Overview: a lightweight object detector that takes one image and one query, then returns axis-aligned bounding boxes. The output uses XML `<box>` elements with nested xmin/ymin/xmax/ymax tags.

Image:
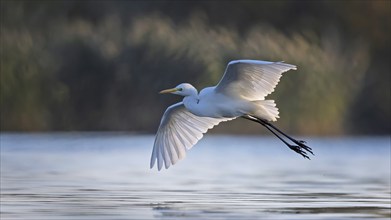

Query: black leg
<box><xmin>243</xmin><ymin>116</ymin><xmax>292</xmax><ymax>146</ymax></box>
<box><xmin>257</xmin><ymin>118</ymin><xmax>314</xmax><ymax>156</ymax></box>
<box><xmin>242</xmin><ymin>115</ymin><xmax>313</xmax><ymax>159</ymax></box>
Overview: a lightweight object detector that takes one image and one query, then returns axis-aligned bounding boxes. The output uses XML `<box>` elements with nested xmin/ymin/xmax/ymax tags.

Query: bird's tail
<box><xmin>250</xmin><ymin>100</ymin><xmax>279</xmax><ymax>122</ymax></box>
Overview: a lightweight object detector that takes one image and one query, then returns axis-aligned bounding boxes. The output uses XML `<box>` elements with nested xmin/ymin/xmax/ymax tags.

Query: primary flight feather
<box><xmin>151</xmin><ymin>60</ymin><xmax>313</xmax><ymax>170</ymax></box>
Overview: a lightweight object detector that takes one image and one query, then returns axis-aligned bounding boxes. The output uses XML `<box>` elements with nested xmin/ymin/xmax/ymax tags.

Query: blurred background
<box><xmin>1</xmin><ymin>0</ymin><xmax>390</xmax><ymax>135</ymax></box>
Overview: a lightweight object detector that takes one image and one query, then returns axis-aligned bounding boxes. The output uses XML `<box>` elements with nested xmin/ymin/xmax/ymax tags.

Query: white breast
<box><xmin>184</xmin><ymin>87</ymin><xmax>248</xmax><ymax>118</ymax></box>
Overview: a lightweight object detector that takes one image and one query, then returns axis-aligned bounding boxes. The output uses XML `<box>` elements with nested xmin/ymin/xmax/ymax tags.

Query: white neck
<box><xmin>183</xmin><ymin>91</ymin><xmax>199</xmax><ymax>111</ymax></box>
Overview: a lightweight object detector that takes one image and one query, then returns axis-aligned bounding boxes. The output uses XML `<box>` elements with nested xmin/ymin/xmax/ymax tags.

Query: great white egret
<box><xmin>151</xmin><ymin>60</ymin><xmax>313</xmax><ymax>170</ymax></box>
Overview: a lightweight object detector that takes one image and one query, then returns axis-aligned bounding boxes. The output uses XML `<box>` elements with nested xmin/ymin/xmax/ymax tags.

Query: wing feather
<box><xmin>151</xmin><ymin>102</ymin><xmax>231</xmax><ymax>170</ymax></box>
<box><xmin>215</xmin><ymin>60</ymin><xmax>297</xmax><ymax>100</ymax></box>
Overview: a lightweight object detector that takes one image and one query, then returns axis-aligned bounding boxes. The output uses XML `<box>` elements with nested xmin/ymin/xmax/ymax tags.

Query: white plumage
<box><xmin>151</xmin><ymin>60</ymin><xmax>298</xmax><ymax>170</ymax></box>
<box><xmin>215</xmin><ymin>60</ymin><xmax>296</xmax><ymax>100</ymax></box>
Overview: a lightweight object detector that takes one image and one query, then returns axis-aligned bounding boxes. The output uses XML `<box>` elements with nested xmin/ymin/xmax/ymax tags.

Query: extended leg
<box><xmin>242</xmin><ymin>115</ymin><xmax>313</xmax><ymax>159</ymax></box>
<box><xmin>257</xmin><ymin>118</ymin><xmax>314</xmax><ymax>156</ymax></box>
<box><xmin>242</xmin><ymin>116</ymin><xmax>291</xmax><ymax>146</ymax></box>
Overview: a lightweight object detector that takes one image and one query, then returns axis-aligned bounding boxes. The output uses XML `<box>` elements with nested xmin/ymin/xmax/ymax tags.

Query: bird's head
<box><xmin>159</xmin><ymin>83</ymin><xmax>197</xmax><ymax>97</ymax></box>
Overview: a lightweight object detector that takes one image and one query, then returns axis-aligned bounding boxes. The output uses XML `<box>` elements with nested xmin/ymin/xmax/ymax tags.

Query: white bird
<box><xmin>151</xmin><ymin>60</ymin><xmax>313</xmax><ymax>170</ymax></box>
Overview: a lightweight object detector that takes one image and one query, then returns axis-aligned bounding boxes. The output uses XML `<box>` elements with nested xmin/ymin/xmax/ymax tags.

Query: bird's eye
<box><xmin>177</xmin><ymin>88</ymin><xmax>183</xmax><ymax>91</ymax></box>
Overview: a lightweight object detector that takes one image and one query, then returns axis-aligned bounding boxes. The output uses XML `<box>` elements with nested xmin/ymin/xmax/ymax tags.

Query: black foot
<box><xmin>294</xmin><ymin>140</ymin><xmax>314</xmax><ymax>156</ymax></box>
<box><xmin>289</xmin><ymin>143</ymin><xmax>313</xmax><ymax>160</ymax></box>
<box><xmin>242</xmin><ymin>116</ymin><xmax>315</xmax><ymax>159</ymax></box>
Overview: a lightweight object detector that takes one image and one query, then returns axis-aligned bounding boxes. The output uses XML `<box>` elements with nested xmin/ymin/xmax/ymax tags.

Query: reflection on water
<box><xmin>1</xmin><ymin>134</ymin><xmax>390</xmax><ymax>220</ymax></box>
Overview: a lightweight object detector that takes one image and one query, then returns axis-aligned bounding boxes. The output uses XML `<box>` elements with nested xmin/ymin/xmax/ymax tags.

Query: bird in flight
<box><xmin>151</xmin><ymin>60</ymin><xmax>313</xmax><ymax>170</ymax></box>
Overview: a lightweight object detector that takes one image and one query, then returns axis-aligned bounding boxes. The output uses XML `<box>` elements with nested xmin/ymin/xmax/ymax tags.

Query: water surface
<box><xmin>1</xmin><ymin>133</ymin><xmax>390</xmax><ymax>219</ymax></box>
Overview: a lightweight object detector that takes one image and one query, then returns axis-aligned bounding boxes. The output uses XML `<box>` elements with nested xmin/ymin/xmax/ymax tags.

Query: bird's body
<box><xmin>183</xmin><ymin>86</ymin><xmax>251</xmax><ymax>118</ymax></box>
<box><xmin>151</xmin><ymin>60</ymin><xmax>313</xmax><ymax>170</ymax></box>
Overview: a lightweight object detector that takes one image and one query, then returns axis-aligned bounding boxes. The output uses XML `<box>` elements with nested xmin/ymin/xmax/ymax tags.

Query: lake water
<box><xmin>0</xmin><ymin>133</ymin><xmax>390</xmax><ymax>220</ymax></box>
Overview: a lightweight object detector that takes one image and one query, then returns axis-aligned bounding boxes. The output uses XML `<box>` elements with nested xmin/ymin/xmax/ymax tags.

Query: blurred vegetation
<box><xmin>0</xmin><ymin>0</ymin><xmax>390</xmax><ymax>135</ymax></box>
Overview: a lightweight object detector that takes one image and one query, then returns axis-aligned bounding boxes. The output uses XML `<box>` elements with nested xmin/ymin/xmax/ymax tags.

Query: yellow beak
<box><xmin>159</xmin><ymin>88</ymin><xmax>179</xmax><ymax>94</ymax></box>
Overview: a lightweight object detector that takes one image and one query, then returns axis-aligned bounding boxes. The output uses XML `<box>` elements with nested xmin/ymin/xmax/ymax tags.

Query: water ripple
<box><xmin>1</xmin><ymin>134</ymin><xmax>390</xmax><ymax>220</ymax></box>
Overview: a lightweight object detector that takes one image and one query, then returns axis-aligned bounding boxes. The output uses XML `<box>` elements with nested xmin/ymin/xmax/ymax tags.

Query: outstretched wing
<box><xmin>151</xmin><ymin>102</ymin><xmax>232</xmax><ymax>170</ymax></box>
<box><xmin>215</xmin><ymin>60</ymin><xmax>297</xmax><ymax>100</ymax></box>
